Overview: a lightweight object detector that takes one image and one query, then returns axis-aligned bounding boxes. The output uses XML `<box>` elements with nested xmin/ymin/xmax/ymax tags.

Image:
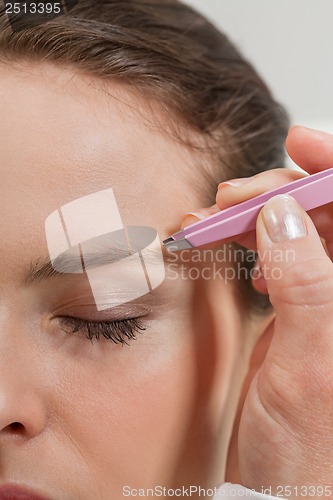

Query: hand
<box><xmin>182</xmin><ymin>126</ymin><xmax>333</xmax><ymax>498</ymax></box>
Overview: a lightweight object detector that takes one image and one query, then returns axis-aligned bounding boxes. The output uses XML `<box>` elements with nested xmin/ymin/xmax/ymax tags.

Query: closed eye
<box><xmin>58</xmin><ymin>316</ymin><xmax>147</xmax><ymax>345</ymax></box>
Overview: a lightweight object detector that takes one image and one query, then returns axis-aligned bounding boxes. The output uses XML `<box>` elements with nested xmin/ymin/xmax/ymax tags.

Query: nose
<box><xmin>0</xmin><ymin>323</ymin><xmax>46</xmax><ymax>440</ymax></box>
<box><xmin>0</xmin><ymin>390</ymin><xmax>46</xmax><ymax>439</ymax></box>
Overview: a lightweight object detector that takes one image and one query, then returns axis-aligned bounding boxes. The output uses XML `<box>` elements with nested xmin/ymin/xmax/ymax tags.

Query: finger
<box><xmin>216</xmin><ymin>168</ymin><xmax>306</xmax><ymax>210</ymax></box>
<box><xmin>180</xmin><ymin>169</ymin><xmax>306</xmax><ymax>251</ymax></box>
<box><xmin>286</xmin><ymin>126</ymin><xmax>333</xmax><ymax>258</ymax></box>
<box><xmin>286</xmin><ymin>126</ymin><xmax>333</xmax><ymax>173</ymax></box>
<box><xmin>252</xmin><ymin>257</ymin><xmax>268</xmax><ymax>295</ymax></box>
<box><xmin>256</xmin><ymin>194</ymin><xmax>333</xmax><ymax>365</ymax></box>
<box><xmin>181</xmin><ymin>207</ymin><xmax>257</xmax><ymax>250</ymax></box>
<box><xmin>180</xmin><ymin>204</ymin><xmax>220</xmax><ymax>229</ymax></box>
<box><xmin>180</xmin><ymin>163</ymin><xmax>332</xmax><ymax>256</ymax></box>
<box><xmin>307</xmin><ymin>205</ymin><xmax>333</xmax><ymax>259</ymax></box>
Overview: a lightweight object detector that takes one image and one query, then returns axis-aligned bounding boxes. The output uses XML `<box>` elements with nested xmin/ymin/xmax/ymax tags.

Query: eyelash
<box><xmin>59</xmin><ymin>316</ymin><xmax>147</xmax><ymax>345</ymax></box>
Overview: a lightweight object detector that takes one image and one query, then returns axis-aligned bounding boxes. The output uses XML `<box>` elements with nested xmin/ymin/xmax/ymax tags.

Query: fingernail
<box><xmin>181</xmin><ymin>211</ymin><xmax>205</xmax><ymax>228</ymax></box>
<box><xmin>182</xmin><ymin>206</ymin><xmax>219</xmax><ymax>228</ymax></box>
<box><xmin>218</xmin><ymin>177</ymin><xmax>251</xmax><ymax>188</ymax></box>
<box><xmin>184</xmin><ymin>211</ymin><xmax>205</xmax><ymax>220</ymax></box>
<box><xmin>184</xmin><ymin>204</ymin><xmax>219</xmax><ymax>220</ymax></box>
<box><xmin>262</xmin><ymin>194</ymin><xmax>307</xmax><ymax>243</ymax></box>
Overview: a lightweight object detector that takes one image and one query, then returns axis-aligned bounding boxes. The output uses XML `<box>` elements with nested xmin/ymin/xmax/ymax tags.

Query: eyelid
<box><xmin>51</xmin><ymin>302</ymin><xmax>152</xmax><ymax>323</ymax></box>
<box><xmin>58</xmin><ymin>315</ymin><xmax>147</xmax><ymax>345</ymax></box>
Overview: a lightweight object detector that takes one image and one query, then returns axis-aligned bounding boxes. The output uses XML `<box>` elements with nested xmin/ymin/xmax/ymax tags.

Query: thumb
<box><xmin>256</xmin><ymin>194</ymin><xmax>333</xmax><ymax>351</ymax></box>
<box><xmin>239</xmin><ymin>194</ymin><xmax>333</xmax><ymax>491</ymax></box>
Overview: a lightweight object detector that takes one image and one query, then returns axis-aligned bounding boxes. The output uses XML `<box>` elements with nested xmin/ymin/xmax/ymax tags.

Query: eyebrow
<box><xmin>24</xmin><ymin>245</ymin><xmax>173</xmax><ymax>286</ymax></box>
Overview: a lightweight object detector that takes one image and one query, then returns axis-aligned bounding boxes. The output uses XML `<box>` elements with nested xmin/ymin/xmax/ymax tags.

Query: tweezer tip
<box><xmin>162</xmin><ymin>237</ymin><xmax>193</xmax><ymax>252</ymax></box>
<box><xmin>162</xmin><ymin>237</ymin><xmax>175</xmax><ymax>245</ymax></box>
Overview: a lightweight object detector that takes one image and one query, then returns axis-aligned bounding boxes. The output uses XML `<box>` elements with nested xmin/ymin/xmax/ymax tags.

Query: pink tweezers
<box><xmin>163</xmin><ymin>168</ymin><xmax>333</xmax><ymax>251</ymax></box>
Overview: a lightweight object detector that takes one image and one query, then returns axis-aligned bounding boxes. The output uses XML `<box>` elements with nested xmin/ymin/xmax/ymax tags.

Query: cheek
<box><xmin>47</xmin><ymin>322</ymin><xmax>197</xmax><ymax>490</ymax></box>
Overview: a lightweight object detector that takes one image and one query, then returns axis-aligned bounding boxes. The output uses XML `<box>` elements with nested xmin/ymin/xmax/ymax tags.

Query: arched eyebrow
<box><xmin>24</xmin><ymin>245</ymin><xmax>173</xmax><ymax>286</ymax></box>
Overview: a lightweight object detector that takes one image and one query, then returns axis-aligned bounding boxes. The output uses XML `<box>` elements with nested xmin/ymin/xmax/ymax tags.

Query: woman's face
<box><xmin>0</xmin><ymin>62</ymin><xmax>242</xmax><ymax>499</ymax></box>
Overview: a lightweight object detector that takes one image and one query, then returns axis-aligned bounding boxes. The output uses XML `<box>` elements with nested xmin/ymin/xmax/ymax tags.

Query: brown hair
<box><xmin>0</xmin><ymin>0</ymin><xmax>289</xmax><ymax>314</ymax></box>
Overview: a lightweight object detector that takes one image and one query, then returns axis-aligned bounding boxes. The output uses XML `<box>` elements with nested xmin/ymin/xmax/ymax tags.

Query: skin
<box><xmin>187</xmin><ymin>127</ymin><xmax>333</xmax><ymax>496</ymax></box>
<box><xmin>1</xmin><ymin>60</ymin><xmax>333</xmax><ymax>500</ymax></box>
<box><xmin>0</xmin><ymin>61</ymin><xmax>258</xmax><ymax>499</ymax></box>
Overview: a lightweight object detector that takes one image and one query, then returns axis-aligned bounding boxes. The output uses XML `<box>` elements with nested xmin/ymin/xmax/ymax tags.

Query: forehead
<box><xmin>0</xmin><ymin>62</ymin><xmax>198</xmax><ymax>275</ymax></box>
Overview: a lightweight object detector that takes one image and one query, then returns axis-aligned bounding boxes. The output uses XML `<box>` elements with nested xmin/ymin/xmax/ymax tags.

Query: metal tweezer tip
<box><xmin>162</xmin><ymin>237</ymin><xmax>193</xmax><ymax>252</ymax></box>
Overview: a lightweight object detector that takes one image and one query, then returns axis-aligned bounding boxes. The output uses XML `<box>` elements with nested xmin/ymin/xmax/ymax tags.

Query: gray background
<box><xmin>184</xmin><ymin>0</ymin><xmax>333</xmax><ymax>138</ymax></box>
